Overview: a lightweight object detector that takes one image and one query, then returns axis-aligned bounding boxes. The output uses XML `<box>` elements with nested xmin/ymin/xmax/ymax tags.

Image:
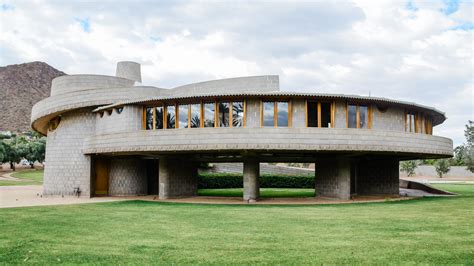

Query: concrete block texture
<box><xmin>116</xmin><ymin>61</ymin><xmax>142</xmax><ymax>83</ymax></box>
<box><xmin>171</xmin><ymin>75</ymin><xmax>279</xmax><ymax>97</ymax></box>
<box><xmin>356</xmin><ymin>158</ymin><xmax>399</xmax><ymax>195</ymax></box>
<box><xmin>315</xmin><ymin>158</ymin><xmax>351</xmax><ymax>200</ymax></box>
<box><xmin>243</xmin><ymin>161</ymin><xmax>260</xmax><ymax>201</ymax></box>
<box><xmin>159</xmin><ymin>157</ymin><xmax>198</xmax><ymax>199</ymax></box>
<box><xmin>43</xmin><ymin>109</ymin><xmax>96</xmax><ymax>197</ymax></box>
<box><xmin>95</xmin><ymin>105</ymin><xmax>142</xmax><ymax>134</ymax></box>
<box><xmin>83</xmin><ymin>127</ymin><xmax>453</xmax><ymax>158</ymax></box>
<box><xmin>109</xmin><ymin>158</ymin><xmax>147</xmax><ymax>196</ymax></box>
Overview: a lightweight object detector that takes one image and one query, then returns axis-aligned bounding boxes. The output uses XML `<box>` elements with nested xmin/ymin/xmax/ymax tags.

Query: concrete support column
<box><xmin>159</xmin><ymin>157</ymin><xmax>198</xmax><ymax>199</ymax></box>
<box><xmin>315</xmin><ymin>158</ymin><xmax>351</xmax><ymax>200</ymax></box>
<box><xmin>243</xmin><ymin>161</ymin><xmax>260</xmax><ymax>202</ymax></box>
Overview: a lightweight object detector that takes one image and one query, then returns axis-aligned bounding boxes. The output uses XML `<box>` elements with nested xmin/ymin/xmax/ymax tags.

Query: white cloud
<box><xmin>0</xmin><ymin>0</ymin><xmax>472</xmax><ymax>146</ymax></box>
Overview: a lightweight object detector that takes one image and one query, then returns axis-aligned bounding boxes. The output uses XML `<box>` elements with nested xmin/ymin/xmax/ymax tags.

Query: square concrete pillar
<box><xmin>243</xmin><ymin>161</ymin><xmax>260</xmax><ymax>201</ymax></box>
<box><xmin>315</xmin><ymin>158</ymin><xmax>351</xmax><ymax>200</ymax></box>
<box><xmin>159</xmin><ymin>157</ymin><xmax>198</xmax><ymax>199</ymax></box>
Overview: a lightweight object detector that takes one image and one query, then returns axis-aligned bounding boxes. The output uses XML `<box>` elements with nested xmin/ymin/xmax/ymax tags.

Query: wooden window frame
<box><xmin>261</xmin><ymin>100</ymin><xmax>291</xmax><ymax>127</ymax></box>
<box><xmin>306</xmin><ymin>100</ymin><xmax>335</xmax><ymax>128</ymax></box>
<box><xmin>346</xmin><ymin>103</ymin><xmax>371</xmax><ymax>129</ymax></box>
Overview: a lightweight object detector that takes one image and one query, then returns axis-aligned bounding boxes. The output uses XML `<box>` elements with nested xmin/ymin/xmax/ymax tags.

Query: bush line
<box><xmin>198</xmin><ymin>173</ymin><xmax>315</xmax><ymax>189</ymax></box>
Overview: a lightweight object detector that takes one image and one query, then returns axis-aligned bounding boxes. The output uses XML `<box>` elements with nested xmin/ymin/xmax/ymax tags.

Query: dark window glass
<box><xmin>263</xmin><ymin>102</ymin><xmax>274</xmax><ymax>127</ymax></box>
<box><xmin>116</xmin><ymin>107</ymin><xmax>123</xmax><ymax>114</ymax></box>
<box><xmin>166</xmin><ymin>105</ymin><xmax>176</xmax><ymax>129</ymax></box>
<box><xmin>218</xmin><ymin>102</ymin><xmax>230</xmax><ymax>127</ymax></box>
<box><xmin>155</xmin><ymin>107</ymin><xmax>164</xmax><ymax>129</ymax></box>
<box><xmin>145</xmin><ymin>107</ymin><xmax>153</xmax><ymax>130</ymax></box>
<box><xmin>178</xmin><ymin>104</ymin><xmax>189</xmax><ymax>128</ymax></box>
<box><xmin>204</xmin><ymin>103</ymin><xmax>215</xmax><ymax>127</ymax></box>
<box><xmin>321</xmin><ymin>102</ymin><xmax>331</xmax><ymax>128</ymax></box>
<box><xmin>232</xmin><ymin>101</ymin><xmax>244</xmax><ymax>127</ymax></box>
<box><xmin>348</xmin><ymin>105</ymin><xmax>357</xmax><ymax>128</ymax></box>
<box><xmin>307</xmin><ymin>101</ymin><xmax>318</xmax><ymax>127</ymax></box>
<box><xmin>277</xmin><ymin>102</ymin><xmax>288</xmax><ymax>127</ymax></box>
<box><xmin>359</xmin><ymin>105</ymin><xmax>368</xmax><ymax>129</ymax></box>
<box><xmin>190</xmin><ymin>104</ymin><xmax>200</xmax><ymax>128</ymax></box>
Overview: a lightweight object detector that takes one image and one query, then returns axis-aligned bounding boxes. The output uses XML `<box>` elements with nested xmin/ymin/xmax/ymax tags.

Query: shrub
<box><xmin>435</xmin><ymin>159</ymin><xmax>451</xmax><ymax>178</ymax></box>
<box><xmin>197</xmin><ymin>173</ymin><xmax>314</xmax><ymax>189</ymax></box>
<box><xmin>400</xmin><ymin>160</ymin><xmax>417</xmax><ymax>177</ymax></box>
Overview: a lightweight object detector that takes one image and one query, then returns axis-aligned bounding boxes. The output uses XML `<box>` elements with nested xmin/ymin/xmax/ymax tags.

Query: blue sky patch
<box><xmin>441</xmin><ymin>0</ymin><xmax>460</xmax><ymax>15</ymax></box>
<box><xmin>1</xmin><ymin>3</ymin><xmax>14</xmax><ymax>11</ymax></box>
<box><xmin>406</xmin><ymin>1</ymin><xmax>418</xmax><ymax>11</ymax></box>
<box><xmin>75</xmin><ymin>17</ymin><xmax>91</xmax><ymax>33</ymax></box>
<box><xmin>451</xmin><ymin>22</ymin><xmax>474</xmax><ymax>30</ymax></box>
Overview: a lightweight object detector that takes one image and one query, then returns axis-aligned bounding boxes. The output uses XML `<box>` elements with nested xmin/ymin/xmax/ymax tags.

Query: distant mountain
<box><xmin>0</xmin><ymin>62</ymin><xmax>66</xmax><ymax>132</ymax></box>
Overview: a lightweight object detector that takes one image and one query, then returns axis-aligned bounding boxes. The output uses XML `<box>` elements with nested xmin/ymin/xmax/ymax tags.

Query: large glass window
<box><xmin>155</xmin><ymin>107</ymin><xmax>164</xmax><ymax>129</ymax></box>
<box><xmin>307</xmin><ymin>101</ymin><xmax>332</xmax><ymax>128</ymax></box>
<box><xmin>178</xmin><ymin>105</ymin><xmax>189</xmax><ymax>128</ymax></box>
<box><xmin>263</xmin><ymin>102</ymin><xmax>275</xmax><ymax>127</ymax></box>
<box><xmin>307</xmin><ymin>101</ymin><xmax>318</xmax><ymax>127</ymax></box>
<box><xmin>348</xmin><ymin>104</ymin><xmax>357</xmax><ymax>128</ymax></box>
<box><xmin>203</xmin><ymin>102</ymin><xmax>215</xmax><ymax>127</ymax></box>
<box><xmin>218</xmin><ymin>102</ymin><xmax>230</xmax><ymax>127</ymax></box>
<box><xmin>190</xmin><ymin>104</ymin><xmax>201</xmax><ymax>128</ymax></box>
<box><xmin>145</xmin><ymin>107</ymin><xmax>153</xmax><ymax>130</ymax></box>
<box><xmin>321</xmin><ymin>102</ymin><xmax>331</xmax><ymax>128</ymax></box>
<box><xmin>232</xmin><ymin>101</ymin><xmax>244</xmax><ymax>127</ymax></box>
<box><xmin>359</xmin><ymin>105</ymin><xmax>368</xmax><ymax>129</ymax></box>
<box><xmin>277</xmin><ymin>102</ymin><xmax>289</xmax><ymax>127</ymax></box>
<box><xmin>166</xmin><ymin>105</ymin><xmax>176</xmax><ymax>129</ymax></box>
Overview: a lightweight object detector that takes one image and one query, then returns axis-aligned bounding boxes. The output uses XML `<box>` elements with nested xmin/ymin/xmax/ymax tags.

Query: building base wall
<box><xmin>315</xmin><ymin>158</ymin><xmax>351</xmax><ymax>200</ymax></box>
<box><xmin>356</xmin><ymin>158</ymin><xmax>399</xmax><ymax>196</ymax></box>
<box><xmin>109</xmin><ymin>158</ymin><xmax>147</xmax><ymax>196</ymax></box>
<box><xmin>159</xmin><ymin>157</ymin><xmax>198</xmax><ymax>199</ymax></box>
<box><xmin>43</xmin><ymin>110</ymin><xmax>95</xmax><ymax>197</ymax></box>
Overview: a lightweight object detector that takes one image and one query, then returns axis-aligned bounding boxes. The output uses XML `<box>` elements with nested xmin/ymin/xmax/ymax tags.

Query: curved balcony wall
<box><xmin>51</xmin><ymin>75</ymin><xmax>135</xmax><ymax>96</ymax></box>
<box><xmin>83</xmin><ymin>128</ymin><xmax>453</xmax><ymax>158</ymax></box>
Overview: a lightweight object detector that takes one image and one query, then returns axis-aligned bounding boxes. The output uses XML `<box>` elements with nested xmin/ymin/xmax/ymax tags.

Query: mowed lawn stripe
<box><xmin>0</xmin><ymin>184</ymin><xmax>473</xmax><ymax>264</ymax></box>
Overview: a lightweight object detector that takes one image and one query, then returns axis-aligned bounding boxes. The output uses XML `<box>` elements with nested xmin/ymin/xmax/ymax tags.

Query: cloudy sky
<box><xmin>1</xmin><ymin>0</ymin><xmax>472</xmax><ymax>145</ymax></box>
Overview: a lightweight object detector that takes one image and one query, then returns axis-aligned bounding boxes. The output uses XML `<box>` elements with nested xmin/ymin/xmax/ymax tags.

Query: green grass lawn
<box><xmin>0</xmin><ymin>184</ymin><xmax>473</xmax><ymax>264</ymax></box>
<box><xmin>198</xmin><ymin>188</ymin><xmax>315</xmax><ymax>198</ymax></box>
<box><xmin>0</xmin><ymin>169</ymin><xmax>44</xmax><ymax>186</ymax></box>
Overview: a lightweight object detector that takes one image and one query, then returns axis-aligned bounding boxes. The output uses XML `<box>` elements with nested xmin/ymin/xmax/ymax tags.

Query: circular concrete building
<box><xmin>31</xmin><ymin>62</ymin><xmax>452</xmax><ymax>200</ymax></box>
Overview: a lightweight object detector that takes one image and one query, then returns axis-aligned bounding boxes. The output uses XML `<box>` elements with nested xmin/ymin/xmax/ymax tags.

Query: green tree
<box><xmin>400</xmin><ymin>160</ymin><xmax>417</xmax><ymax>177</ymax></box>
<box><xmin>435</xmin><ymin>159</ymin><xmax>451</xmax><ymax>178</ymax></box>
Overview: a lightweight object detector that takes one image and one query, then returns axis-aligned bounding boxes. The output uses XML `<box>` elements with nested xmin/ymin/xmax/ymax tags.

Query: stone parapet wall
<box><xmin>95</xmin><ymin>105</ymin><xmax>142</xmax><ymax>134</ymax></box>
<box><xmin>83</xmin><ymin>128</ymin><xmax>453</xmax><ymax>157</ymax></box>
<box><xmin>51</xmin><ymin>75</ymin><xmax>134</xmax><ymax>96</ymax></box>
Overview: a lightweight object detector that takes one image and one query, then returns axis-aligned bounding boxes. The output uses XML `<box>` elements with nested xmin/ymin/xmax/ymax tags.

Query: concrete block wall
<box><xmin>43</xmin><ymin>109</ymin><xmax>96</xmax><ymax>197</ymax></box>
<box><xmin>315</xmin><ymin>158</ymin><xmax>351</xmax><ymax>200</ymax></box>
<box><xmin>109</xmin><ymin>158</ymin><xmax>147</xmax><ymax>196</ymax></box>
<box><xmin>372</xmin><ymin>105</ymin><xmax>405</xmax><ymax>131</ymax></box>
<box><xmin>292</xmin><ymin>99</ymin><xmax>306</xmax><ymax>128</ymax></box>
<box><xmin>356</xmin><ymin>158</ymin><xmax>399</xmax><ymax>195</ymax></box>
<box><xmin>95</xmin><ymin>106</ymin><xmax>142</xmax><ymax>134</ymax></box>
<box><xmin>334</xmin><ymin>101</ymin><xmax>346</xmax><ymax>128</ymax></box>
<box><xmin>159</xmin><ymin>158</ymin><xmax>198</xmax><ymax>199</ymax></box>
<box><xmin>246</xmin><ymin>99</ymin><xmax>260</xmax><ymax>128</ymax></box>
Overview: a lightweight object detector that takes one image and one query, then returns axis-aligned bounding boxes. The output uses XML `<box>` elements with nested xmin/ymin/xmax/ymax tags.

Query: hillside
<box><xmin>0</xmin><ymin>62</ymin><xmax>66</xmax><ymax>132</ymax></box>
